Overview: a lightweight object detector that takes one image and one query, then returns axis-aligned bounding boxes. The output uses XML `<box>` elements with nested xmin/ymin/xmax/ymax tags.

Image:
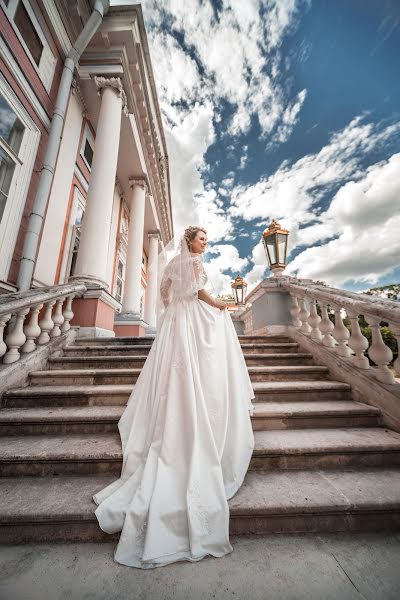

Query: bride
<box><xmin>93</xmin><ymin>225</ymin><xmax>255</xmax><ymax>569</ymax></box>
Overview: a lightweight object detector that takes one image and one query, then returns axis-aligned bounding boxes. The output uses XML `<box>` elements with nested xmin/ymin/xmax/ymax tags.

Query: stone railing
<box><xmin>0</xmin><ymin>283</ymin><xmax>86</xmax><ymax>365</ymax></box>
<box><xmin>281</xmin><ymin>278</ymin><xmax>400</xmax><ymax>385</ymax></box>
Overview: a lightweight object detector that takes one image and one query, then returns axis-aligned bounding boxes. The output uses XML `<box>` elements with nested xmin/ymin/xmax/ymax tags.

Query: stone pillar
<box><xmin>70</xmin><ymin>77</ymin><xmax>127</xmax><ymax>337</ymax></box>
<box><xmin>114</xmin><ymin>178</ymin><xmax>149</xmax><ymax>337</ymax></box>
<box><xmin>73</xmin><ymin>77</ymin><xmax>127</xmax><ymax>285</ymax></box>
<box><xmin>144</xmin><ymin>232</ymin><xmax>160</xmax><ymax>332</ymax></box>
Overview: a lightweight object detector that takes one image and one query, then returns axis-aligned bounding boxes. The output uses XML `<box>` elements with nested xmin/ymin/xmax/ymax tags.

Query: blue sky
<box><xmin>137</xmin><ymin>0</ymin><xmax>400</xmax><ymax>294</ymax></box>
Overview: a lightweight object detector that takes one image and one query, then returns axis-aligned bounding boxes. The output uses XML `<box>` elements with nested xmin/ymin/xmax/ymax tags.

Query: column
<box><xmin>73</xmin><ymin>76</ymin><xmax>127</xmax><ymax>285</ymax></box>
<box><xmin>121</xmin><ymin>178</ymin><xmax>147</xmax><ymax>316</ymax></box>
<box><xmin>144</xmin><ymin>232</ymin><xmax>160</xmax><ymax>331</ymax></box>
<box><xmin>70</xmin><ymin>77</ymin><xmax>127</xmax><ymax>338</ymax></box>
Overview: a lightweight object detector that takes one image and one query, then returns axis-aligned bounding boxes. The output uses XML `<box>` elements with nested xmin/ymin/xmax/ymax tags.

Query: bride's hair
<box><xmin>183</xmin><ymin>226</ymin><xmax>207</xmax><ymax>249</ymax></box>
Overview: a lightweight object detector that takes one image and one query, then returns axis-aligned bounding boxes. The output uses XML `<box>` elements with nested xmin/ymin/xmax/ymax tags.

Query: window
<box><xmin>14</xmin><ymin>1</ymin><xmax>43</xmax><ymax>65</ymax></box>
<box><xmin>1</xmin><ymin>0</ymin><xmax>56</xmax><ymax>92</ymax></box>
<box><xmin>0</xmin><ymin>76</ymin><xmax>39</xmax><ymax>280</ymax></box>
<box><xmin>83</xmin><ymin>139</ymin><xmax>93</xmax><ymax>168</ymax></box>
<box><xmin>0</xmin><ymin>92</ymin><xmax>25</xmax><ymax>226</ymax></box>
<box><xmin>115</xmin><ymin>259</ymin><xmax>125</xmax><ymax>303</ymax></box>
<box><xmin>113</xmin><ymin>205</ymin><xmax>128</xmax><ymax>303</ymax></box>
<box><xmin>0</xmin><ymin>93</ymin><xmax>25</xmax><ymax>154</ymax></box>
<box><xmin>68</xmin><ymin>202</ymin><xmax>84</xmax><ymax>278</ymax></box>
<box><xmin>80</xmin><ymin>124</ymin><xmax>95</xmax><ymax>171</ymax></box>
<box><xmin>0</xmin><ymin>148</ymin><xmax>16</xmax><ymax>223</ymax></box>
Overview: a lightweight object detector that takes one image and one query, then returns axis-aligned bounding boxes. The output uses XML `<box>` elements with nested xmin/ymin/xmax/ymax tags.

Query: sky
<box><xmin>118</xmin><ymin>0</ymin><xmax>400</xmax><ymax>295</ymax></box>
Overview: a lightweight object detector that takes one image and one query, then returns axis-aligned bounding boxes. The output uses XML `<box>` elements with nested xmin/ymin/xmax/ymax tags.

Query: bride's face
<box><xmin>191</xmin><ymin>230</ymin><xmax>208</xmax><ymax>254</ymax></box>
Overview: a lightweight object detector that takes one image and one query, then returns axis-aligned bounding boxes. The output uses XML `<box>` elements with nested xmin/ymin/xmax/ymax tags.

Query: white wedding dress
<box><xmin>93</xmin><ymin>253</ymin><xmax>255</xmax><ymax>569</ymax></box>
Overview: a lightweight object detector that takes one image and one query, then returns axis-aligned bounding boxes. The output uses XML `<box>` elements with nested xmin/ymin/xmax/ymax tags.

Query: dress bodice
<box><xmin>190</xmin><ymin>255</ymin><xmax>208</xmax><ymax>290</ymax></box>
<box><xmin>160</xmin><ymin>254</ymin><xmax>208</xmax><ymax>308</ymax></box>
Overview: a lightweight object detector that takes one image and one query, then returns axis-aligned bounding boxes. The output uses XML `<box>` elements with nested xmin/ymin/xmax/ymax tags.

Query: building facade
<box><xmin>0</xmin><ymin>0</ymin><xmax>172</xmax><ymax>336</ymax></box>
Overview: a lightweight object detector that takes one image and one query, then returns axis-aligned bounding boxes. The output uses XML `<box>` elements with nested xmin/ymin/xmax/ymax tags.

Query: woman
<box><xmin>93</xmin><ymin>226</ymin><xmax>255</xmax><ymax>569</ymax></box>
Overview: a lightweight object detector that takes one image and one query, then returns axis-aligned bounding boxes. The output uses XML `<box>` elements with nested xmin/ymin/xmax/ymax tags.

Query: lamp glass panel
<box><xmin>277</xmin><ymin>233</ymin><xmax>288</xmax><ymax>263</ymax></box>
<box><xmin>265</xmin><ymin>235</ymin><xmax>277</xmax><ymax>265</ymax></box>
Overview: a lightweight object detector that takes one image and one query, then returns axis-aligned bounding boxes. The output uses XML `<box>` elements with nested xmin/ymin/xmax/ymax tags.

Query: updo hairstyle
<box><xmin>183</xmin><ymin>226</ymin><xmax>207</xmax><ymax>250</ymax></box>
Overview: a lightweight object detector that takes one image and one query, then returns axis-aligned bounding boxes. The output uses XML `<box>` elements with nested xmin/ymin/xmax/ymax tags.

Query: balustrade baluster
<box><xmin>366</xmin><ymin>314</ymin><xmax>395</xmax><ymax>384</ymax></box>
<box><xmin>298</xmin><ymin>297</ymin><xmax>311</xmax><ymax>335</ymax></box>
<box><xmin>3</xmin><ymin>308</ymin><xmax>30</xmax><ymax>364</ymax></box>
<box><xmin>0</xmin><ymin>313</ymin><xmax>12</xmax><ymax>359</ymax></box>
<box><xmin>290</xmin><ymin>295</ymin><xmax>301</xmax><ymax>328</ymax></box>
<box><xmin>50</xmin><ymin>297</ymin><xmax>66</xmax><ymax>338</ymax></box>
<box><xmin>308</xmin><ymin>299</ymin><xmax>322</xmax><ymax>341</ymax></box>
<box><xmin>21</xmin><ymin>303</ymin><xmax>43</xmax><ymax>353</ymax></box>
<box><xmin>60</xmin><ymin>294</ymin><xmax>75</xmax><ymax>333</ymax></box>
<box><xmin>332</xmin><ymin>304</ymin><xmax>352</xmax><ymax>357</ymax></box>
<box><xmin>37</xmin><ymin>301</ymin><xmax>55</xmax><ymax>345</ymax></box>
<box><xmin>319</xmin><ymin>302</ymin><xmax>335</xmax><ymax>347</ymax></box>
<box><xmin>347</xmin><ymin>310</ymin><xmax>369</xmax><ymax>369</ymax></box>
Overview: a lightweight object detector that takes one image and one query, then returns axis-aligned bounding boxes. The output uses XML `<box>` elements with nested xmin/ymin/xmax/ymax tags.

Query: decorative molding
<box><xmin>79</xmin><ymin>64</ymin><xmax>124</xmax><ymax>79</ymax></box>
<box><xmin>148</xmin><ymin>230</ymin><xmax>161</xmax><ymax>240</ymax></box>
<box><xmin>71</xmin><ymin>78</ymin><xmax>88</xmax><ymax>118</ymax></box>
<box><xmin>94</xmin><ymin>76</ymin><xmax>129</xmax><ymax>116</ymax></box>
<box><xmin>129</xmin><ymin>176</ymin><xmax>149</xmax><ymax>194</ymax></box>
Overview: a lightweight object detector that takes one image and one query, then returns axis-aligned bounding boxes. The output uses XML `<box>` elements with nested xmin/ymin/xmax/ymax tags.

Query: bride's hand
<box><xmin>214</xmin><ymin>299</ymin><xmax>226</xmax><ymax>310</ymax></box>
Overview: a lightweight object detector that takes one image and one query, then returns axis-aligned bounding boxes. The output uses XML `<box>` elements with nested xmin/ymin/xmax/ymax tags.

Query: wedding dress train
<box><xmin>93</xmin><ymin>255</ymin><xmax>255</xmax><ymax>569</ymax></box>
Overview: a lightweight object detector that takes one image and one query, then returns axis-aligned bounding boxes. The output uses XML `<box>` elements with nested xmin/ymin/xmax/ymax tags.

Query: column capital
<box><xmin>129</xmin><ymin>176</ymin><xmax>149</xmax><ymax>195</ymax></box>
<box><xmin>148</xmin><ymin>230</ymin><xmax>161</xmax><ymax>241</ymax></box>
<box><xmin>94</xmin><ymin>76</ymin><xmax>128</xmax><ymax>116</ymax></box>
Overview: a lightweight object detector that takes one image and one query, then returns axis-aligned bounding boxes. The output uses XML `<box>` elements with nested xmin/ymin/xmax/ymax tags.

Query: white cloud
<box><xmin>229</xmin><ymin>115</ymin><xmax>400</xmax><ymax>246</ymax></box>
<box><xmin>141</xmin><ymin>0</ymin><xmax>309</xmax><ymax>245</ymax></box>
<box><xmin>243</xmin><ymin>240</ymin><xmax>268</xmax><ymax>291</ymax></box>
<box><xmin>203</xmin><ymin>244</ymin><xmax>249</xmax><ymax>294</ymax></box>
<box><xmin>285</xmin><ymin>153</ymin><xmax>400</xmax><ymax>286</ymax></box>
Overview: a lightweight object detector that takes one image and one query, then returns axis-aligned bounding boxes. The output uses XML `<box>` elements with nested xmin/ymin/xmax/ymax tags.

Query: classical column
<box><xmin>73</xmin><ymin>76</ymin><xmax>127</xmax><ymax>286</ymax></box>
<box><xmin>120</xmin><ymin>178</ymin><xmax>148</xmax><ymax>317</ymax></box>
<box><xmin>144</xmin><ymin>232</ymin><xmax>160</xmax><ymax>331</ymax></box>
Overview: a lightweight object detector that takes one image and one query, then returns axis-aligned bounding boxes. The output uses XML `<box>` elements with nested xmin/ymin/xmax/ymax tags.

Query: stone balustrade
<box><xmin>281</xmin><ymin>279</ymin><xmax>400</xmax><ymax>386</ymax></box>
<box><xmin>0</xmin><ymin>283</ymin><xmax>86</xmax><ymax>365</ymax></box>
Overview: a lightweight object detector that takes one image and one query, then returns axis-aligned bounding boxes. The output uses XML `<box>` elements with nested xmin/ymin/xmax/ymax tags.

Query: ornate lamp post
<box><xmin>231</xmin><ymin>274</ymin><xmax>248</xmax><ymax>305</ymax></box>
<box><xmin>262</xmin><ymin>219</ymin><xmax>289</xmax><ymax>276</ymax></box>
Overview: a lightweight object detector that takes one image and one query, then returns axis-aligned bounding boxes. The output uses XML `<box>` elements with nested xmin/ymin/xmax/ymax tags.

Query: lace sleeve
<box><xmin>160</xmin><ymin>272</ymin><xmax>171</xmax><ymax>307</ymax></box>
<box><xmin>192</xmin><ymin>256</ymin><xmax>208</xmax><ymax>292</ymax></box>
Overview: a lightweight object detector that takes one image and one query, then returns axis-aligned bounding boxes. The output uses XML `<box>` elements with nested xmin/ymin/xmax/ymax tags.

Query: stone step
<box><xmin>29</xmin><ymin>365</ymin><xmax>331</xmax><ymax>386</ymax></box>
<box><xmin>0</xmin><ymin>406</ymin><xmax>125</xmax><ymax>435</ymax></box>
<box><xmin>238</xmin><ymin>335</ymin><xmax>293</xmax><ymax>343</ymax></box>
<box><xmin>3</xmin><ymin>380</ymin><xmax>352</xmax><ymax>409</ymax></box>
<box><xmin>230</xmin><ymin>468</ymin><xmax>400</xmax><ymax>534</ymax></box>
<box><xmin>244</xmin><ymin>353</ymin><xmax>314</xmax><ymax>366</ymax></box>
<box><xmin>1</xmin><ymin>468</ymin><xmax>400</xmax><ymax>542</ymax></box>
<box><xmin>251</xmin><ymin>428</ymin><xmax>400</xmax><ymax>470</ymax></box>
<box><xmin>248</xmin><ymin>365</ymin><xmax>330</xmax><ymax>382</ymax></box>
<box><xmin>1</xmin><ymin>428</ymin><xmax>400</xmax><ymax>476</ymax></box>
<box><xmin>2</xmin><ymin>384</ymin><xmax>134</xmax><ymax>408</ymax></box>
<box><xmin>48</xmin><ymin>356</ymin><xmax>149</xmax><ymax>370</ymax></box>
<box><xmin>0</xmin><ymin>401</ymin><xmax>380</xmax><ymax>435</ymax></box>
<box><xmin>62</xmin><ymin>344</ymin><xmax>153</xmax><ymax>357</ymax></box>
<box><xmin>251</xmin><ymin>401</ymin><xmax>381</xmax><ymax>430</ymax></box>
<box><xmin>252</xmin><ymin>381</ymin><xmax>352</xmax><ymax>402</ymax></box>
<box><xmin>47</xmin><ymin>352</ymin><xmax>315</xmax><ymax>370</ymax></box>
<box><xmin>0</xmin><ymin>434</ymin><xmax>122</xmax><ymax>476</ymax></box>
<box><xmin>239</xmin><ymin>343</ymin><xmax>301</xmax><ymax>354</ymax></box>
<box><xmin>74</xmin><ymin>336</ymin><xmax>155</xmax><ymax>346</ymax></box>
<box><xmin>29</xmin><ymin>369</ymin><xmax>142</xmax><ymax>386</ymax></box>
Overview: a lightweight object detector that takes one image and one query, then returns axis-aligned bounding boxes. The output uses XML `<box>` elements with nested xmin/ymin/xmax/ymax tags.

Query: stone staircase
<box><xmin>1</xmin><ymin>334</ymin><xmax>400</xmax><ymax>542</ymax></box>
